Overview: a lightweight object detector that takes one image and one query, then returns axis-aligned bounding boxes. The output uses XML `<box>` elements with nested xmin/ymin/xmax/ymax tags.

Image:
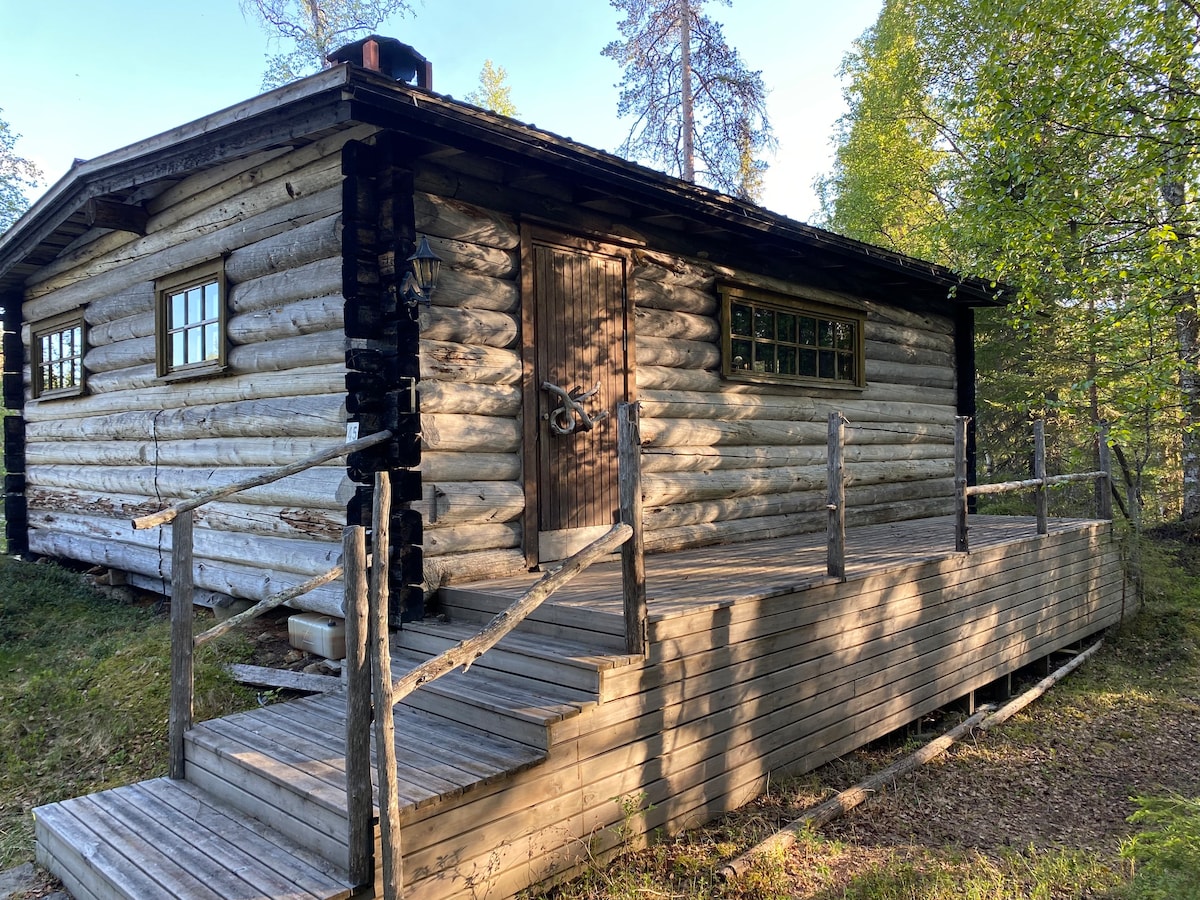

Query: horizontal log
<box><xmin>635</xmin><ymin>335</ymin><xmax>720</xmax><ymax>370</ymax></box>
<box><xmin>227</xmin><ymin>331</ymin><xmax>347</xmax><ymax>373</ymax></box>
<box><xmin>229</xmin><ymin>254</ymin><xmax>342</xmax><ymax>314</ymax></box>
<box><xmin>420</xmin><ymin>451</ymin><xmax>521</xmax><ymax>482</ymax></box>
<box><xmin>422</xmin><ymin>413</ymin><xmax>521</xmax><ymax>453</ymax></box>
<box><xmin>226</xmin><ymin>664</ymin><xmax>342</xmax><ymax>693</ymax></box>
<box><xmin>419</xmin><ymin>305</ymin><xmax>519</xmax><ymax>348</ymax></box>
<box><xmin>633</xmin><ymin>306</ymin><xmax>719</xmax><ymax>342</ymax></box>
<box><xmin>87</xmin><ymin>311</ymin><xmax>155</xmax><ymax>347</ymax></box>
<box><xmin>429</xmin><ymin>267</ymin><xmax>519</xmax><ymax>313</ymax></box>
<box><xmin>423</xmin><ymin>522</ymin><xmax>522</xmax><ymax>557</ymax></box>
<box><xmin>641</xmin><ymin>459</ymin><xmax>952</xmax><ymax>507</ymax></box>
<box><xmin>83</xmin><ymin>335</ymin><xmax>155</xmax><ymax>373</ymax></box>
<box><xmin>27</xmin><ymin>529</ymin><xmax>344</xmax><ymax>616</ymax></box>
<box><xmin>631</xmin><ymin>279</ymin><xmax>718</xmax><ymax>316</ymax></box>
<box><xmin>425</xmin><ymin>235</ymin><xmax>518</xmax><ymax>279</ymax></box>
<box><xmin>866</xmin><ymin>321</ymin><xmax>954</xmax><ymax>354</ymax></box>
<box><xmin>84</xmin><ymin>282</ymin><xmax>156</xmax><ymax>326</ymax></box>
<box><xmin>414</xmin><ymin>191</ymin><xmax>520</xmax><ymax>250</ymax></box>
<box><xmin>640</xmin><ymin>417</ymin><xmax>955</xmax><ymax>449</ymax></box>
<box><xmin>28</xmin><ymin>510</ymin><xmax>341</xmax><ymax>577</ymax></box>
<box><xmin>708</xmin><ymin>265</ymin><xmax>868</xmax><ymax>312</ymax></box>
<box><xmin>28</xmin><ymin>464</ymin><xmax>353</xmax><ymax>510</ymax></box>
<box><xmin>861</xmin><ymin>381</ymin><xmax>957</xmax><ymax>406</ymax></box>
<box><xmin>227</xmin><ymin>294</ymin><xmax>344</xmax><ymax>345</ymax></box>
<box><xmin>631</xmin><ymin>252</ymin><xmax>717</xmax><ymax>289</ymax></box>
<box><xmin>864</xmin><ymin>339</ymin><xmax>954</xmax><ymax>369</ymax></box>
<box><xmin>27</xmin><ymin>488</ymin><xmax>345</xmax><ymax>541</ymax></box>
<box><xmin>862</xmin><ymin>300</ymin><xmax>954</xmax><ymax>334</ymax></box>
<box><xmin>224</xmin><ymin>213</ymin><xmax>343</xmax><ymax>284</ymax></box>
<box><xmin>24</xmin><ymin>364</ymin><xmax>345</xmax><ymax>420</ymax></box>
<box><xmin>22</xmin><ymin>185</ymin><xmax>342</xmax><ymax>323</ymax></box>
<box><xmin>421</xmin><ymin>480</ymin><xmax>525</xmax><ymax>527</ymax></box>
<box><xmin>84</xmin><ymin>364</ymin><xmax>159</xmax><ymax>394</ymax></box>
<box><xmin>641</xmin><ymin>442</ymin><xmax>951</xmax><ymax>473</ymax></box>
<box><xmin>26</xmin><ymin>393</ymin><xmax>346</xmax><ymax>442</ymax></box>
<box><xmin>418</xmin><ymin>380</ymin><xmax>521</xmax><ymax>417</ymax></box>
<box><xmin>865</xmin><ymin>359</ymin><xmax>956</xmax><ymax>390</ymax></box>
<box><xmin>420</xmin><ymin>339</ymin><xmax>522</xmax><ymax>384</ymax></box>
<box><xmin>422</xmin><ymin>548</ymin><xmax>528</xmax><ymax>590</ymax></box>
<box><xmin>25</xmin><ymin>436</ymin><xmax>350</xmax><ymax>468</ymax></box>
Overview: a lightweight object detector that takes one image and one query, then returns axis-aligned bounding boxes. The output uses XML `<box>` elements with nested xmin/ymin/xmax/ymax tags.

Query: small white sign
<box><xmin>346</xmin><ymin>422</ymin><xmax>360</xmax><ymax>442</ymax></box>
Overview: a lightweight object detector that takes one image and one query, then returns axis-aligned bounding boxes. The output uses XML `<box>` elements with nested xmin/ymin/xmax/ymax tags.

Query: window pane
<box><xmin>799</xmin><ymin>317</ymin><xmax>816</xmax><ymax>346</ymax></box>
<box><xmin>819</xmin><ymin>349</ymin><xmax>836</xmax><ymax>379</ymax></box>
<box><xmin>172</xmin><ymin>331</ymin><xmax>186</xmax><ymax>366</ymax></box>
<box><xmin>187</xmin><ymin>288</ymin><xmax>202</xmax><ymax>323</ymax></box>
<box><xmin>837</xmin><ymin>352</ymin><xmax>855</xmax><ymax>382</ymax></box>
<box><xmin>731</xmin><ymin>304</ymin><xmax>752</xmax><ymax>336</ymax></box>
<box><xmin>755</xmin><ymin>342</ymin><xmax>776</xmax><ymax>373</ymax></box>
<box><xmin>835</xmin><ymin>322</ymin><xmax>855</xmax><ymax>349</ymax></box>
<box><xmin>799</xmin><ymin>348</ymin><xmax>817</xmax><ymax>377</ymax></box>
<box><xmin>70</xmin><ymin>359</ymin><xmax>82</xmax><ymax>387</ymax></box>
<box><xmin>754</xmin><ymin>308</ymin><xmax>774</xmax><ymax>340</ymax></box>
<box><xmin>187</xmin><ymin>326</ymin><xmax>202</xmax><ymax>363</ymax></box>
<box><xmin>777</xmin><ymin>313</ymin><xmax>796</xmax><ymax>343</ymax></box>
<box><xmin>818</xmin><ymin>320</ymin><xmax>835</xmax><ymax>347</ymax></box>
<box><xmin>204</xmin><ymin>323</ymin><xmax>220</xmax><ymax>360</ymax></box>
<box><xmin>730</xmin><ymin>338</ymin><xmax>752</xmax><ymax>370</ymax></box>
<box><xmin>777</xmin><ymin>345</ymin><xmax>797</xmax><ymax>375</ymax></box>
<box><xmin>171</xmin><ymin>292</ymin><xmax>186</xmax><ymax>328</ymax></box>
<box><xmin>203</xmin><ymin>282</ymin><xmax>220</xmax><ymax>320</ymax></box>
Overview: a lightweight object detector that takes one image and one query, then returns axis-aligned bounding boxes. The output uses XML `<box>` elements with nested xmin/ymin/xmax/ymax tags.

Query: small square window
<box><xmin>31</xmin><ymin>310</ymin><xmax>86</xmax><ymax>399</ymax></box>
<box><xmin>156</xmin><ymin>261</ymin><xmax>227</xmax><ymax>379</ymax></box>
<box><xmin>720</xmin><ymin>284</ymin><xmax>865</xmax><ymax>388</ymax></box>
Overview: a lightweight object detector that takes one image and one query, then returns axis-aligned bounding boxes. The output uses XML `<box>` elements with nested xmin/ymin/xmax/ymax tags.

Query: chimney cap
<box><xmin>327</xmin><ymin>35</ymin><xmax>431</xmax><ymax>88</ymax></box>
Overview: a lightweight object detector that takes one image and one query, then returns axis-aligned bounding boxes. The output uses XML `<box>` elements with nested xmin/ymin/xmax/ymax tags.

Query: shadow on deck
<box><xmin>33</xmin><ymin>514</ymin><xmax>1131</xmax><ymax>900</ymax></box>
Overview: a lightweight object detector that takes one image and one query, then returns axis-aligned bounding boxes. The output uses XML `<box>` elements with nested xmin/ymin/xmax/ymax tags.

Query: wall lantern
<box><xmin>401</xmin><ymin>236</ymin><xmax>442</xmax><ymax>310</ymax></box>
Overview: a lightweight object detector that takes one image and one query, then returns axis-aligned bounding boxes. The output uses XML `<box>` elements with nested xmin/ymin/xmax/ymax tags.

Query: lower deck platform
<box><xmin>34</xmin><ymin>515</ymin><xmax>1132</xmax><ymax>900</ymax></box>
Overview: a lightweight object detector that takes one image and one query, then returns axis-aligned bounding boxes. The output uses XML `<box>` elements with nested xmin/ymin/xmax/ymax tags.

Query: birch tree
<box><xmin>602</xmin><ymin>0</ymin><xmax>774</xmax><ymax>201</ymax></box>
<box><xmin>241</xmin><ymin>0</ymin><xmax>416</xmax><ymax>89</ymax></box>
<box><xmin>465</xmin><ymin>60</ymin><xmax>519</xmax><ymax>118</ymax></box>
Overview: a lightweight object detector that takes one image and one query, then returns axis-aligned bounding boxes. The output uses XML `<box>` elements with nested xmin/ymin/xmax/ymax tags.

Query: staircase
<box><xmin>33</xmin><ymin>593</ymin><xmax>639</xmax><ymax>900</ymax></box>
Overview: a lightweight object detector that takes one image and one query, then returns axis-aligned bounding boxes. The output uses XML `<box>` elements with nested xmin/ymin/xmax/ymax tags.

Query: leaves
<box><xmin>0</xmin><ymin>109</ymin><xmax>41</xmax><ymax>235</ymax></box>
<box><xmin>465</xmin><ymin>60</ymin><xmax>520</xmax><ymax>118</ymax></box>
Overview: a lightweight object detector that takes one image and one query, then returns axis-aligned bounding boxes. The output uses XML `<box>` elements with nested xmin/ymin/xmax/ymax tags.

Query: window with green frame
<box><xmin>31</xmin><ymin>310</ymin><xmax>86</xmax><ymax>399</ymax></box>
<box><xmin>156</xmin><ymin>260</ymin><xmax>226</xmax><ymax>379</ymax></box>
<box><xmin>720</xmin><ymin>285</ymin><xmax>865</xmax><ymax>387</ymax></box>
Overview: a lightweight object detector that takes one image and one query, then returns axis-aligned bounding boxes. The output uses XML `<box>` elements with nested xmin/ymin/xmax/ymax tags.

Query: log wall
<box><xmin>411</xmin><ymin>161</ymin><xmax>963</xmax><ymax>588</ymax></box>
<box><xmin>18</xmin><ymin>130</ymin><xmax>370</xmax><ymax>614</ymax></box>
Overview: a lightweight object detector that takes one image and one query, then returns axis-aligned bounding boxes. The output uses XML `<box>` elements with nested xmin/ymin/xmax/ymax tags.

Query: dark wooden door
<box><xmin>524</xmin><ymin>232</ymin><xmax>630</xmax><ymax>564</ymax></box>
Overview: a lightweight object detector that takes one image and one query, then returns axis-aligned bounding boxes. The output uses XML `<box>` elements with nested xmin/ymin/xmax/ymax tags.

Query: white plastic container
<box><xmin>288</xmin><ymin>613</ymin><xmax>347</xmax><ymax>660</ymax></box>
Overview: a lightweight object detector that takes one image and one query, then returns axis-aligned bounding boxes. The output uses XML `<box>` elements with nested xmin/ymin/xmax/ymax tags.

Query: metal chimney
<box><xmin>327</xmin><ymin>35</ymin><xmax>432</xmax><ymax>89</ymax></box>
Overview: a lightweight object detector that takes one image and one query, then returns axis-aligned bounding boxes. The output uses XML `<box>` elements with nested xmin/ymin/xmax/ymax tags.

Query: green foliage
<box><xmin>465</xmin><ymin>60</ymin><xmax>520</xmax><ymax>118</ymax></box>
<box><xmin>240</xmin><ymin>0</ymin><xmax>416</xmax><ymax>89</ymax></box>
<box><xmin>0</xmin><ymin>109</ymin><xmax>41</xmax><ymax>234</ymax></box>
<box><xmin>817</xmin><ymin>0</ymin><xmax>1200</xmax><ymax>523</ymax></box>
<box><xmin>0</xmin><ymin>557</ymin><xmax>255</xmax><ymax>868</ymax></box>
<box><xmin>601</xmin><ymin>0</ymin><xmax>774</xmax><ymax>200</ymax></box>
<box><xmin>1120</xmin><ymin>795</ymin><xmax>1200</xmax><ymax>899</ymax></box>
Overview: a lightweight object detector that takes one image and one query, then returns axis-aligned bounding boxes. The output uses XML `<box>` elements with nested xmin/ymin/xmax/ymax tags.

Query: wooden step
<box><xmin>439</xmin><ymin>586</ymin><xmax>628</xmax><ymax>651</ymax></box>
<box><xmin>389</xmin><ymin>647</ymin><xmax>597</xmax><ymax>748</ymax></box>
<box><xmin>34</xmin><ymin>777</ymin><xmax>353</xmax><ymax>900</ymax></box>
<box><xmin>183</xmin><ymin>692</ymin><xmax>548</xmax><ymax>863</ymax></box>
<box><xmin>396</xmin><ymin>619</ymin><xmax>640</xmax><ymax>696</ymax></box>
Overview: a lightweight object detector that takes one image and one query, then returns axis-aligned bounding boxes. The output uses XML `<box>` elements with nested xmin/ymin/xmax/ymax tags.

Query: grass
<box><xmin>0</xmin><ymin>555</ymin><xmax>256</xmax><ymax>869</ymax></box>
<box><xmin>525</xmin><ymin>528</ymin><xmax>1200</xmax><ymax>900</ymax></box>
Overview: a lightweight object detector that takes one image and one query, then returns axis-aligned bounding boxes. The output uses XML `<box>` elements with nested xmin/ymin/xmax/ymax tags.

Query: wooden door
<box><xmin>523</xmin><ymin>231</ymin><xmax>631</xmax><ymax>565</ymax></box>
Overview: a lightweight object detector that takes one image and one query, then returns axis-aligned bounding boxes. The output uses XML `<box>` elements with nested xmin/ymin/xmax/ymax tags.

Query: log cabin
<box><xmin>0</xmin><ymin>36</ymin><xmax>1129</xmax><ymax>900</ymax></box>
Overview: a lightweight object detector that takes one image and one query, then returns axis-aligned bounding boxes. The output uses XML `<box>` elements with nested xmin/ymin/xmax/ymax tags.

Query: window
<box><xmin>720</xmin><ymin>284</ymin><xmax>865</xmax><ymax>387</ymax></box>
<box><xmin>156</xmin><ymin>261</ymin><xmax>226</xmax><ymax>378</ymax></box>
<box><xmin>31</xmin><ymin>310</ymin><xmax>86</xmax><ymax>399</ymax></box>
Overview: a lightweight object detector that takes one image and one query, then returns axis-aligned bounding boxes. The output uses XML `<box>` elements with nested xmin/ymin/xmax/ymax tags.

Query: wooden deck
<box><xmin>33</xmin><ymin>514</ymin><xmax>1131</xmax><ymax>900</ymax></box>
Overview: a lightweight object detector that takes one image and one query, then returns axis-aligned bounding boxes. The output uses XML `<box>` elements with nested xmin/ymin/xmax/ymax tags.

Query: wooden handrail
<box><xmin>192</xmin><ymin>565</ymin><xmax>345</xmax><ymax>648</ymax></box>
<box><xmin>133</xmin><ymin>429</ymin><xmax>393</xmax><ymax>529</ymax></box>
<box><xmin>387</xmin><ymin>522</ymin><xmax>633</xmax><ymax>707</ymax></box>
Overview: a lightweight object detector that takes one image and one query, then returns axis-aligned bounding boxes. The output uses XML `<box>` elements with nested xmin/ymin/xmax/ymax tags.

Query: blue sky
<box><xmin>0</xmin><ymin>0</ymin><xmax>882</xmax><ymax>222</ymax></box>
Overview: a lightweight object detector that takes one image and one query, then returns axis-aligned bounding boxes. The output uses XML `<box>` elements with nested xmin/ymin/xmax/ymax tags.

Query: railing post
<box><xmin>1033</xmin><ymin>419</ymin><xmax>1048</xmax><ymax>535</ymax></box>
<box><xmin>618</xmin><ymin>402</ymin><xmax>647</xmax><ymax>655</ymax></box>
<box><xmin>955</xmin><ymin>416</ymin><xmax>970</xmax><ymax>552</ymax></box>
<box><xmin>343</xmin><ymin>524</ymin><xmax>373</xmax><ymax>886</ymax></box>
<box><xmin>370</xmin><ymin>472</ymin><xmax>403</xmax><ymax>896</ymax></box>
<box><xmin>168</xmin><ymin>509</ymin><xmax>194</xmax><ymax>780</ymax></box>
<box><xmin>826</xmin><ymin>412</ymin><xmax>845</xmax><ymax>579</ymax></box>
<box><xmin>1097</xmin><ymin>422</ymin><xmax>1113</xmax><ymax>520</ymax></box>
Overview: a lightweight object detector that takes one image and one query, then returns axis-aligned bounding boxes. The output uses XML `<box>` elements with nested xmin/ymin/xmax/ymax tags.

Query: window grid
<box><xmin>32</xmin><ymin>315</ymin><xmax>85</xmax><ymax>398</ymax></box>
<box><xmin>725</xmin><ymin>295</ymin><xmax>862</xmax><ymax>386</ymax></box>
<box><xmin>156</xmin><ymin>261</ymin><xmax>226</xmax><ymax>379</ymax></box>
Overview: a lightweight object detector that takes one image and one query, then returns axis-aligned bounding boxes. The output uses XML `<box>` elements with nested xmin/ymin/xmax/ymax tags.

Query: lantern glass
<box><xmin>407</xmin><ymin>236</ymin><xmax>442</xmax><ymax>295</ymax></box>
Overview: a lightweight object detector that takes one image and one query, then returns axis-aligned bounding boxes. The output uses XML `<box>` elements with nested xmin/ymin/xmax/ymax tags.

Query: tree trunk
<box><xmin>679</xmin><ymin>1</ymin><xmax>695</xmax><ymax>182</ymax></box>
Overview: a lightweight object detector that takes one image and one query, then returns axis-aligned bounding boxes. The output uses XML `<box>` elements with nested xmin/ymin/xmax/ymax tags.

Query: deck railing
<box><xmin>953</xmin><ymin>416</ymin><xmax>1113</xmax><ymax>552</ymax></box>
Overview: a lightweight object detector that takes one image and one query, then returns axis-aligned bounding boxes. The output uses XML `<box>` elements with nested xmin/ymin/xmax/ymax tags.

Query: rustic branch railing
<box><xmin>954</xmin><ymin>416</ymin><xmax>1112</xmax><ymax>552</ymax></box>
<box><xmin>132</xmin><ymin>430</ymin><xmax>392</xmax><ymax>781</ymax></box>
<box><xmin>826</xmin><ymin>413</ymin><xmax>846</xmax><ymax>579</ymax></box>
